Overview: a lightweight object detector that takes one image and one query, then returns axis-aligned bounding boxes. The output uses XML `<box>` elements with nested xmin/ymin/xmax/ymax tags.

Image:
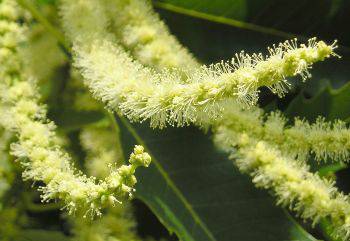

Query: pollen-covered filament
<box><xmin>61</xmin><ymin>0</ymin><xmax>337</xmax><ymax>129</ymax></box>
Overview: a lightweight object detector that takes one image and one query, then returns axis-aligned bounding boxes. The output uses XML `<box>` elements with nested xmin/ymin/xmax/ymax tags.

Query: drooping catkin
<box><xmin>0</xmin><ymin>0</ymin><xmax>151</xmax><ymax>217</ymax></box>
<box><xmin>72</xmin><ymin>124</ymin><xmax>142</xmax><ymax>241</ymax></box>
<box><xmin>214</xmin><ymin>131</ymin><xmax>350</xmax><ymax>240</ymax></box>
<box><xmin>213</xmin><ymin>105</ymin><xmax>350</xmax><ymax>163</ymax></box>
<box><xmin>60</xmin><ymin>0</ymin><xmax>336</xmax><ymax>128</ymax></box>
<box><xmin>102</xmin><ymin>0</ymin><xmax>200</xmax><ymax>72</ymax></box>
<box><xmin>102</xmin><ymin>0</ymin><xmax>349</xmax><ymax>167</ymax></box>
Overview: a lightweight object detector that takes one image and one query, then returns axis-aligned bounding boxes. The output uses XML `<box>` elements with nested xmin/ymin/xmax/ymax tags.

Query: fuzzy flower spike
<box><xmin>60</xmin><ymin>0</ymin><xmax>337</xmax><ymax>128</ymax></box>
<box><xmin>102</xmin><ymin>0</ymin><xmax>200</xmax><ymax>72</ymax></box>
<box><xmin>101</xmin><ymin>1</ymin><xmax>349</xmax><ymax>167</ymax></box>
<box><xmin>214</xmin><ymin>131</ymin><xmax>350</xmax><ymax>240</ymax></box>
<box><xmin>213</xmin><ymin>105</ymin><xmax>350</xmax><ymax>163</ymax></box>
<box><xmin>0</xmin><ymin>0</ymin><xmax>151</xmax><ymax>218</ymax></box>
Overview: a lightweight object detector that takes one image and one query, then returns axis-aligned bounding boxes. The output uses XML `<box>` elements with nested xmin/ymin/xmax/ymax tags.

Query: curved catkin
<box><xmin>102</xmin><ymin>0</ymin><xmax>200</xmax><ymax>72</ymax></box>
<box><xmin>103</xmin><ymin>0</ymin><xmax>349</xmax><ymax>166</ymax></box>
<box><xmin>60</xmin><ymin>0</ymin><xmax>336</xmax><ymax>128</ymax></box>
<box><xmin>214</xmin><ymin>131</ymin><xmax>350</xmax><ymax>240</ymax></box>
<box><xmin>59</xmin><ymin>0</ymin><xmax>350</xmax><ymax>239</ymax></box>
<box><xmin>213</xmin><ymin>105</ymin><xmax>350</xmax><ymax>163</ymax></box>
<box><xmin>0</xmin><ymin>0</ymin><xmax>150</xmax><ymax>217</ymax></box>
<box><xmin>73</xmin><ymin>126</ymin><xmax>141</xmax><ymax>241</ymax></box>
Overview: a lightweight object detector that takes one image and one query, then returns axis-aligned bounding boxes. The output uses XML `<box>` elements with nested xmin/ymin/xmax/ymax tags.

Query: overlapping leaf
<box><xmin>118</xmin><ymin>118</ymin><xmax>317</xmax><ymax>241</ymax></box>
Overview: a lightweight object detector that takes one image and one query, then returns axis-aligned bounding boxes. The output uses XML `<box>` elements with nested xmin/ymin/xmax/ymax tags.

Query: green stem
<box><xmin>17</xmin><ymin>0</ymin><xmax>70</xmax><ymax>52</ymax></box>
<box><xmin>153</xmin><ymin>1</ymin><xmax>350</xmax><ymax>52</ymax></box>
<box><xmin>317</xmin><ymin>163</ymin><xmax>347</xmax><ymax>177</ymax></box>
<box><xmin>153</xmin><ymin>1</ymin><xmax>296</xmax><ymax>40</ymax></box>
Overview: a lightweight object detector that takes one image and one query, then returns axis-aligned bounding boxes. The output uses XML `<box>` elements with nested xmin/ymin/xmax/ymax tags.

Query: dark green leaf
<box><xmin>49</xmin><ymin>108</ymin><xmax>104</xmax><ymax>131</ymax></box>
<box><xmin>118</xmin><ymin>117</ymin><xmax>317</xmax><ymax>241</ymax></box>
<box><xmin>153</xmin><ymin>0</ymin><xmax>350</xmax><ymax>47</ymax></box>
<box><xmin>285</xmin><ymin>81</ymin><xmax>350</xmax><ymax>122</ymax></box>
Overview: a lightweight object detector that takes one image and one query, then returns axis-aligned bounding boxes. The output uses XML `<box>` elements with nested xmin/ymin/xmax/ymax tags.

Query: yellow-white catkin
<box><xmin>102</xmin><ymin>0</ymin><xmax>200</xmax><ymax>72</ymax></box>
<box><xmin>0</xmin><ymin>0</ymin><xmax>151</xmax><ymax>217</ymax></box>
<box><xmin>107</xmin><ymin>0</ymin><xmax>349</xmax><ymax>166</ymax></box>
<box><xmin>213</xmin><ymin>105</ymin><xmax>350</xmax><ymax>163</ymax></box>
<box><xmin>73</xmin><ymin>124</ymin><xmax>142</xmax><ymax>241</ymax></box>
<box><xmin>214</xmin><ymin>131</ymin><xmax>350</xmax><ymax>240</ymax></box>
<box><xmin>99</xmin><ymin>1</ymin><xmax>350</xmax><ymax>239</ymax></box>
<box><xmin>60</xmin><ymin>0</ymin><xmax>336</xmax><ymax>128</ymax></box>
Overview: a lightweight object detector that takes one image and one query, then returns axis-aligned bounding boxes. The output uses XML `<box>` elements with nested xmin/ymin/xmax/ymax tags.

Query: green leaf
<box><xmin>118</xmin><ymin>117</ymin><xmax>317</xmax><ymax>241</ymax></box>
<box><xmin>17</xmin><ymin>229</ymin><xmax>69</xmax><ymax>241</ymax></box>
<box><xmin>153</xmin><ymin>0</ymin><xmax>350</xmax><ymax>47</ymax></box>
<box><xmin>285</xmin><ymin>81</ymin><xmax>350</xmax><ymax>122</ymax></box>
<box><xmin>153</xmin><ymin>0</ymin><xmax>294</xmax><ymax>40</ymax></box>
<box><xmin>319</xmin><ymin>219</ymin><xmax>342</xmax><ymax>241</ymax></box>
<box><xmin>49</xmin><ymin>108</ymin><xmax>104</xmax><ymax>131</ymax></box>
<box><xmin>318</xmin><ymin>163</ymin><xmax>346</xmax><ymax>177</ymax></box>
